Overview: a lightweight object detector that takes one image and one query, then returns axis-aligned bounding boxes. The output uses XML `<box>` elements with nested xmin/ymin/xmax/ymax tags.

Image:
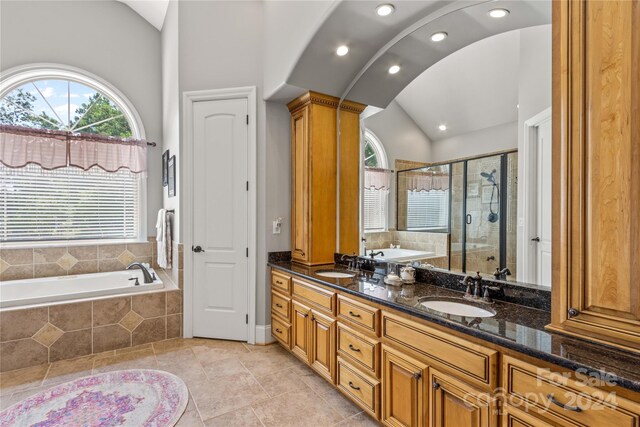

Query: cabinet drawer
<box><xmin>271</xmin><ymin>316</ymin><xmax>290</xmax><ymax>348</ymax></box>
<box><xmin>381</xmin><ymin>311</ymin><xmax>497</xmax><ymax>389</ymax></box>
<box><xmin>271</xmin><ymin>291</ymin><xmax>291</xmax><ymax>321</ymax></box>
<box><xmin>503</xmin><ymin>356</ymin><xmax>640</xmax><ymax>427</ymax></box>
<box><xmin>337</xmin><ymin>295</ymin><xmax>379</xmax><ymax>335</ymax></box>
<box><xmin>502</xmin><ymin>404</ymin><xmax>554</xmax><ymax>427</ymax></box>
<box><xmin>292</xmin><ymin>278</ymin><xmax>335</xmax><ymax>313</ymax></box>
<box><xmin>337</xmin><ymin>323</ymin><xmax>379</xmax><ymax>377</ymax></box>
<box><xmin>271</xmin><ymin>271</ymin><xmax>291</xmax><ymax>294</ymax></box>
<box><xmin>337</xmin><ymin>357</ymin><xmax>380</xmax><ymax>419</ymax></box>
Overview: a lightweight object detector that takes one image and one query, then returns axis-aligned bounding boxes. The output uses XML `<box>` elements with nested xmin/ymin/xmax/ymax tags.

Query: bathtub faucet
<box><xmin>126</xmin><ymin>262</ymin><xmax>154</xmax><ymax>283</ymax></box>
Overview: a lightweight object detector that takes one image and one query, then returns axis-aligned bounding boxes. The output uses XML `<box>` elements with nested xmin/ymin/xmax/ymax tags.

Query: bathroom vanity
<box><xmin>268</xmin><ymin>262</ymin><xmax>640</xmax><ymax>426</ymax></box>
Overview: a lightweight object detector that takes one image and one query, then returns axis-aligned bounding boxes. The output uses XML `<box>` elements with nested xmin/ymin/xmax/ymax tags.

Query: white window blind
<box><xmin>364</xmin><ymin>188</ymin><xmax>387</xmax><ymax>232</ymax></box>
<box><xmin>0</xmin><ymin>164</ymin><xmax>139</xmax><ymax>242</ymax></box>
<box><xmin>406</xmin><ymin>190</ymin><xmax>449</xmax><ymax>230</ymax></box>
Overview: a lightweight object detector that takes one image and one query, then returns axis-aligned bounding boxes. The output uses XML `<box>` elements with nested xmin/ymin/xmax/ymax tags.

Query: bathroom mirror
<box><xmin>339</xmin><ymin>0</ymin><xmax>552</xmax><ymax>286</ymax></box>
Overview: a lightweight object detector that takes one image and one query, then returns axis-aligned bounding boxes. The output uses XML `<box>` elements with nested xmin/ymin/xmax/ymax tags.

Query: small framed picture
<box><xmin>162</xmin><ymin>150</ymin><xmax>170</xmax><ymax>187</ymax></box>
<box><xmin>168</xmin><ymin>155</ymin><xmax>176</xmax><ymax>197</ymax></box>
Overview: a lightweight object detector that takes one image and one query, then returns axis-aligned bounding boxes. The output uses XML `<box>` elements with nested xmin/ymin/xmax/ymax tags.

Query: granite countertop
<box><xmin>269</xmin><ymin>261</ymin><xmax>640</xmax><ymax>393</ymax></box>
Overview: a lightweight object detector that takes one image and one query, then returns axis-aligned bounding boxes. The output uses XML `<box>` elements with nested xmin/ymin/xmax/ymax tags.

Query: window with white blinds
<box><xmin>364</xmin><ymin>188</ymin><xmax>387</xmax><ymax>232</ymax></box>
<box><xmin>406</xmin><ymin>190</ymin><xmax>449</xmax><ymax>231</ymax></box>
<box><xmin>0</xmin><ymin>164</ymin><xmax>140</xmax><ymax>242</ymax></box>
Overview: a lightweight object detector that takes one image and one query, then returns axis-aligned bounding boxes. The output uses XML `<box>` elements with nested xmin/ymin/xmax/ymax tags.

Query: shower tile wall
<box><xmin>450</xmin><ymin>162</ymin><xmax>465</xmax><ymax>273</ymax></box>
<box><xmin>506</xmin><ymin>153</ymin><xmax>518</xmax><ymax>277</ymax></box>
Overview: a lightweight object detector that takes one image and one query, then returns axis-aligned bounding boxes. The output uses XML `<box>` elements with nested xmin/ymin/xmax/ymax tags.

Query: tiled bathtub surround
<box><xmin>364</xmin><ymin>229</ymin><xmax>449</xmax><ymax>268</ymax></box>
<box><xmin>0</xmin><ymin>288</ymin><xmax>182</xmax><ymax>372</ymax></box>
<box><xmin>0</xmin><ymin>241</ymin><xmax>154</xmax><ymax>282</ymax></box>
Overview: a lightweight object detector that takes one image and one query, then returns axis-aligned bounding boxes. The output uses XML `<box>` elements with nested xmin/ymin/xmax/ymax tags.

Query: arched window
<box><xmin>0</xmin><ymin>65</ymin><xmax>146</xmax><ymax>243</ymax></box>
<box><xmin>363</xmin><ymin>130</ymin><xmax>389</xmax><ymax>232</ymax></box>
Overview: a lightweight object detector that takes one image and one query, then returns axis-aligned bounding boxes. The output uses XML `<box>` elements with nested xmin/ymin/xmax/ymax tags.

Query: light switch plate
<box><xmin>273</xmin><ymin>221</ymin><xmax>281</xmax><ymax>234</ymax></box>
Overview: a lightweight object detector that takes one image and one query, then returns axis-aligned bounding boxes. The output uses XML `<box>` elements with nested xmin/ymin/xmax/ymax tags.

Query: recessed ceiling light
<box><xmin>388</xmin><ymin>65</ymin><xmax>401</xmax><ymax>74</ymax></box>
<box><xmin>431</xmin><ymin>32</ymin><xmax>448</xmax><ymax>42</ymax></box>
<box><xmin>336</xmin><ymin>45</ymin><xmax>349</xmax><ymax>56</ymax></box>
<box><xmin>488</xmin><ymin>8</ymin><xmax>510</xmax><ymax>18</ymax></box>
<box><xmin>438</xmin><ymin>124</ymin><xmax>447</xmax><ymax>131</ymax></box>
<box><xmin>376</xmin><ymin>4</ymin><xmax>395</xmax><ymax>16</ymax></box>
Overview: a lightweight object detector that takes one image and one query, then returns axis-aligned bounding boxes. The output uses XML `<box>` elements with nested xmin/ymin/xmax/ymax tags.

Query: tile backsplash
<box><xmin>0</xmin><ymin>239</ymin><xmax>155</xmax><ymax>282</ymax></box>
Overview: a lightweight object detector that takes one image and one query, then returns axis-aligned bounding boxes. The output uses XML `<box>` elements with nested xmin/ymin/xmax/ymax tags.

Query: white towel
<box><xmin>156</xmin><ymin>209</ymin><xmax>173</xmax><ymax>269</ymax></box>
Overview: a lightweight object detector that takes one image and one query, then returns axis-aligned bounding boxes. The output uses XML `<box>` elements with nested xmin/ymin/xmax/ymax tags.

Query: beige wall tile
<box><xmin>166</xmin><ymin>314</ymin><xmax>182</xmax><ymax>339</ymax></box>
<box><xmin>93</xmin><ymin>324</ymin><xmax>131</xmax><ymax>353</ymax></box>
<box><xmin>32</xmin><ymin>323</ymin><xmax>64</xmax><ymax>347</ymax></box>
<box><xmin>93</xmin><ymin>296</ymin><xmax>131</xmax><ymax>327</ymax></box>
<box><xmin>1</xmin><ymin>265</ymin><xmax>33</xmax><ymax>281</ymax></box>
<box><xmin>119</xmin><ymin>311</ymin><xmax>144</xmax><ymax>332</ymax></box>
<box><xmin>0</xmin><ymin>339</ymin><xmax>48</xmax><ymax>372</ymax></box>
<box><xmin>50</xmin><ymin>302</ymin><xmax>92</xmax><ymax>331</ymax></box>
<box><xmin>132</xmin><ymin>292</ymin><xmax>166</xmax><ymax>318</ymax></box>
<box><xmin>132</xmin><ymin>317</ymin><xmax>166</xmax><ymax>346</ymax></box>
<box><xmin>127</xmin><ymin>243</ymin><xmax>152</xmax><ymax>257</ymax></box>
<box><xmin>68</xmin><ymin>245</ymin><xmax>98</xmax><ymax>261</ymax></box>
<box><xmin>98</xmin><ymin>244</ymin><xmax>126</xmax><ymax>260</ymax></box>
<box><xmin>34</xmin><ymin>263</ymin><xmax>66</xmax><ymax>279</ymax></box>
<box><xmin>68</xmin><ymin>260</ymin><xmax>98</xmax><ymax>275</ymax></box>
<box><xmin>49</xmin><ymin>329</ymin><xmax>92</xmax><ymax>362</ymax></box>
<box><xmin>0</xmin><ymin>307</ymin><xmax>48</xmax><ymax>342</ymax></box>
<box><xmin>33</xmin><ymin>247</ymin><xmax>66</xmax><ymax>264</ymax></box>
<box><xmin>167</xmin><ymin>290</ymin><xmax>182</xmax><ymax>315</ymax></box>
<box><xmin>0</xmin><ymin>249</ymin><xmax>33</xmax><ymax>266</ymax></box>
<box><xmin>98</xmin><ymin>259</ymin><xmax>123</xmax><ymax>272</ymax></box>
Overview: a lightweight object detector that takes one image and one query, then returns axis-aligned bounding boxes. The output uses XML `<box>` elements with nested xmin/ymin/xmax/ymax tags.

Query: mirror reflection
<box><xmin>350</xmin><ymin>3</ymin><xmax>551</xmax><ymax>287</ymax></box>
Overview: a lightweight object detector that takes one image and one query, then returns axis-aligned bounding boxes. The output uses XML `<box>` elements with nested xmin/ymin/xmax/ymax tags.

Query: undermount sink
<box><xmin>315</xmin><ymin>270</ymin><xmax>356</xmax><ymax>279</ymax></box>
<box><xmin>419</xmin><ymin>297</ymin><xmax>496</xmax><ymax>318</ymax></box>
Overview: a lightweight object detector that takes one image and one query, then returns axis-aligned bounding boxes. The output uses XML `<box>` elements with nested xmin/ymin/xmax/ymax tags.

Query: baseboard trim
<box><xmin>255</xmin><ymin>324</ymin><xmax>276</xmax><ymax>345</ymax></box>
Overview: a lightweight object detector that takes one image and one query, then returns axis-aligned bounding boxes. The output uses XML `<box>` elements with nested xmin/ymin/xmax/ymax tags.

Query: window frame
<box><xmin>0</xmin><ymin>64</ymin><xmax>148</xmax><ymax>247</ymax></box>
<box><xmin>362</xmin><ymin>129</ymin><xmax>389</xmax><ymax>233</ymax></box>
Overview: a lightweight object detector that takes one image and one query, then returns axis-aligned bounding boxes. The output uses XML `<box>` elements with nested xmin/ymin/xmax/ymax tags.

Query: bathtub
<box><xmin>0</xmin><ymin>269</ymin><xmax>164</xmax><ymax>309</ymax></box>
<box><xmin>368</xmin><ymin>248</ymin><xmax>436</xmax><ymax>262</ymax></box>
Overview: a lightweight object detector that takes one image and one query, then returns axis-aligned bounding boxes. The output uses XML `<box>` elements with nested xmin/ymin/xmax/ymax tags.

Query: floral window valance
<box><xmin>0</xmin><ymin>125</ymin><xmax>147</xmax><ymax>173</ymax></box>
<box><xmin>406</xmin><ymin>171</ymin><xmax>449</xmax><ymax>192</ymax></box>
<box><xmin>364</xmin><ymin>167</ymin><xmax>393</xmax><ymax>191</ymax></box>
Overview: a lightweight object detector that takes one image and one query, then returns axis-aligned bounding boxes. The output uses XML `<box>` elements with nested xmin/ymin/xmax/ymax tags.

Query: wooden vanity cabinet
<box><xmin>291</xmin><ymin>300</ymin><xmax>311</xmax><ymax>362</ymax></box>
<box><xmin>309</xmin><ymin>309</ymin><xmax>337</xmax><ymax>384</ymax></box>
<box><xmin>381</xmin><ymin>345</ymin><xmax>428</xmax><ymax>427</ymax></box>
<box><xmin>550</xmin><ymin>0</ymin><xmax>640</xmax><ymax>352</ymax></box>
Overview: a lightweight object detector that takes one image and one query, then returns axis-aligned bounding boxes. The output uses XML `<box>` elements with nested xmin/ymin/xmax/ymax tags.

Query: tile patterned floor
<box><xmin>0</xmin><ymin>338</ymin><xmax>380</xmax><ymax>426</ymax></box>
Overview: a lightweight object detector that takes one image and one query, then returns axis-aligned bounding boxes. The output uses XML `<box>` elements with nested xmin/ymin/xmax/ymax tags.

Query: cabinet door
<box><xmin>381</xmin><ymin>345</ymin><xmax>427</xmax><ymax>427</ymax></box>
<box><xmin>291</xmin><ymin>300</ymin><xmax>310</xmax><ymax>362</ymax></box>
<box><xmin>551</xmin><ymin>0</ymin><xmax>640</xmax><ymax>351</ymax></box>
<box><xmin>309</xmin><ymin>309</ymin><xmax>336</xmax><ymax>384</ymax></box>
<box><xmin>290</xmin><ymin>106</ymin><xmax>310</xmax><ymax>263</ymax></box>
<box><xmin>429</xmin><ymin>369</ymin><xmax>496</xmax><ymax>427</ymax></box>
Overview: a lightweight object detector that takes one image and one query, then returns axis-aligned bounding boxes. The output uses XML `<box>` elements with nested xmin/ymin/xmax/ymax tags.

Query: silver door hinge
<box><xmin>246</xmin><ymin>314</ymin><xmax>248</xmax><ymax>324</ymax></box>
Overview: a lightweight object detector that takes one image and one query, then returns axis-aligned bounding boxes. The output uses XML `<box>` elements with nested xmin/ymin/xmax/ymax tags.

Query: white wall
<box><xmin>161</xmin><ymin>0</ymin><xmax>180</xmax><ymax>241</ymax></box>
<box><xmin>516</xmin><ymin>24</ymin><xmax>552</xmax><ymax>283</ymax></box>
<box><xmin>364</xmin><ymin>100</ymin><xmax>432</xmax><ymax>228</ymax></box>
<box><xmin>263</xmin><ymin>0</ymin><xmax>337</xmax><ymax>100</ymax></box>
<box><xmin>430</xmin><ymin>121</ymin><xmax>518</xmax><ymax>163</ymax></box>
<box><xmin>0</xmin><ymin>0</ymin><xmax>163</xmax><ymax>237</ymax></box>
<box><xmin>172</xmin><ymin>0</ymin><xmax>291</xmax><ymax>327</ymax></box>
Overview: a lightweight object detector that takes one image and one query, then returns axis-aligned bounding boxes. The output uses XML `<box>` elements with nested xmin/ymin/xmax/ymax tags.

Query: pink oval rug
<box><xmin>0</xmin><ymin>369</ymin><xmax>189</xmax><ymax>427</ymax></box>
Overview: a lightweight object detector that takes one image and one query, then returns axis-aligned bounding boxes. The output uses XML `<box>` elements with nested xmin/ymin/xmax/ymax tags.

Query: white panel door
<box><xmin>192</xmin><ymin>98</ymin><xmax>248</xmax><ymax>341</ymax></box>
<box><xmin>535</xmin><ymin>119</ymin><xmax>552</xmax><ymax>286</ymax></box>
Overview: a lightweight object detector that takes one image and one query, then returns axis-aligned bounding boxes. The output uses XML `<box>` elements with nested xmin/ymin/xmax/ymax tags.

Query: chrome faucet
<box><xmin>126</xmin><ymin>262</ymin><xmax>154</xmax><ymax>283</ymax></box>
<box><xmin>341</xmin><ymin>253</ymin><xmax>358</xmax><ymax>271</ymax></box>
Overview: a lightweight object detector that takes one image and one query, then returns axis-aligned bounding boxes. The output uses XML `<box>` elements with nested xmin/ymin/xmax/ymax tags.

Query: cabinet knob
<box><xmin>568</xmin><ymin>308</ymin><xmax>579</xmax><ymax>318</ymax></box>
<box><xmin>432</xmin><ymin>380</ymin><xmax>440</xmax><ymax>389</ymax></box>
<box><xmin>412</xmin><ymin>372</ymin><xmax>422</xmax><ymax>380</ymax></box>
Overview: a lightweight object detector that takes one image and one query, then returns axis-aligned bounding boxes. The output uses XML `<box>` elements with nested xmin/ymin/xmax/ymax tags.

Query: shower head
<box><xmin>481</xmin><ymin>169</ymin><xmax>497</xmax><ymax>185</ymax></box>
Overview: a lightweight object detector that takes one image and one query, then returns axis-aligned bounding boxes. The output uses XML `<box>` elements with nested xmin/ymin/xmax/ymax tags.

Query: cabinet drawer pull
<box><xmin>349</xmin><ymin>311</ymin><xmax>361</xmax><ymax>318</ymax></box>
<box><xmin>275</xmin><ymin>303</ymin><xmax>283</xmax><ymax>308</ymax></box>
<box><xmin>547</xmin><ymin>394</ymin><xmax>582</xmax><ymax>412</ymax></box>
<box><xmin>275</xmin><ymin>328</ymin><xmax>283</xmax><ymax>333</ymax></box>
<box><xmin>348</xmin><ymin>344</ymin><xmax>361</xmax><ymax>352</ymax></box>
<box><xmin>275</xmin><ymin>280</ymin><xmax>283</xmax><ymax>285</ymax></box>
<box><xmin>348</xmin><ymin>381</ymin><xmax>361</xmax><ymax>391</ymax></box>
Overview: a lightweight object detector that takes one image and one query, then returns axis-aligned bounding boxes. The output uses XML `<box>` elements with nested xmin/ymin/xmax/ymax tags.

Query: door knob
<box><xmin>531</xmin><ymin>237</ymin><xmax>540</xmax><ymax>242</ymax></box>
<box><xmin>192</xmin><ymin>245</ymin><xmax>205</xmax><ymax>253</ymax></box>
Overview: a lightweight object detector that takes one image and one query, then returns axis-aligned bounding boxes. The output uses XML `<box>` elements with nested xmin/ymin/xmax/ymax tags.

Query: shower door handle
<box><xmin>466</xmin><ymin>214</ymin><xmax>472</xmax><ymax>225</ymax></box>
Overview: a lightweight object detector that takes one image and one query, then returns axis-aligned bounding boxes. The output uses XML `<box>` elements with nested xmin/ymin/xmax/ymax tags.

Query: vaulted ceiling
<box><xmin>117</xmin><ymin>0</ymin><xmax>169</xmax><ymax>30</ymax></box>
